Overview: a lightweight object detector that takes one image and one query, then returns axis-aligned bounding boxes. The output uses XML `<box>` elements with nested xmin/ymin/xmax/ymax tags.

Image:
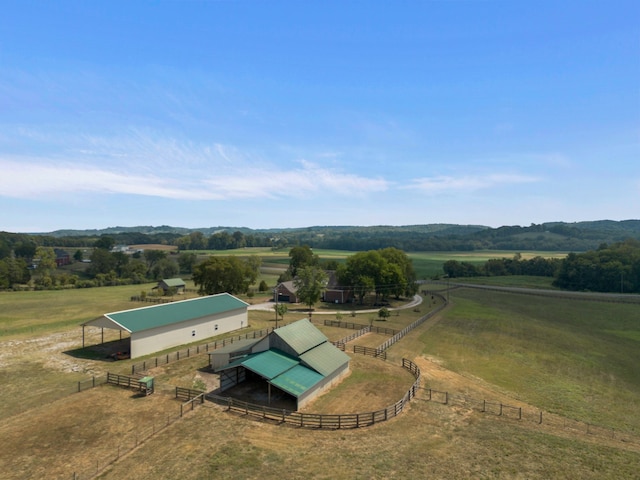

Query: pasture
<box><xmin>1</xmin><ymin>255</ymin><xmax>639</xmax><ymax>478</ymax></box>
<box><xmin>419</xmin><ymin>285</ymin><xmax>640</xmax><ymax>432</ymax></box>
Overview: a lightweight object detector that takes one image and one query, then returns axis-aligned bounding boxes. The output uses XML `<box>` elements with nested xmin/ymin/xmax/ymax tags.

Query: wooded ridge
<box><xmin>11</xmin><ymin>219</ymin><xmax>640</xmax><ymax>252</ymax></box>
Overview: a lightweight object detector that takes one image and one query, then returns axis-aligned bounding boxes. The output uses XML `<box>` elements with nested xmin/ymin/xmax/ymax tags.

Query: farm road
<box><xmin>247</xmin><ymin>294</ymin><xmax>423</xmax><ymax>314</ymax></box>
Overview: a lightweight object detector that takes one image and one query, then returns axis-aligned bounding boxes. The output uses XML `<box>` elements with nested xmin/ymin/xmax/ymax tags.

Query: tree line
<box><xmin>3</xmin><ymin>220</ymin><xmax>640</xmax><ymax>256</ymax></box>
<box><xmin>442</xmin><ymin>240</ymin><xmax>640</xmax><ymax>294</ymax></box>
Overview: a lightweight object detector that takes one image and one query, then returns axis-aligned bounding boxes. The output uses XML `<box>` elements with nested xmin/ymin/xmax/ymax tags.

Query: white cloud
<box><xmin>405</xmin><ymin>173</ymin><xmax>539</xmax><ymax>194</ymax></box>
<box><xmin>202</xmin><ymin>160</ymin><xmax>389</xmax><ymax>199</ymax></box>
<box><xmin>0</xmin><ymin>156</ymin><xmax>389</xmax><ymax>202</ymax></box>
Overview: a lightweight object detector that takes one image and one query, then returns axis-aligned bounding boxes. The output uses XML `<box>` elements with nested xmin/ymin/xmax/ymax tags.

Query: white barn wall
<box><xmin>130</xmin><ymin>308</ymin><xmax>247</xmax><ymax>358</ymax></box>
<box><xmin>297</xmin><ymin>363</ymin><xmax>350</xmax><ymax>409</ymax></box>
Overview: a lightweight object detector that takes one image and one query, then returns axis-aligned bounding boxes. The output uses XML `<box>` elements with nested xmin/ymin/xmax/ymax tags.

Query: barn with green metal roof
<box><xmin>212</xmin><ymin>318</ymin><xmax>350</xmax><ymax>410</ymax></box>
<box><xmin>82</xmin><ymin>293</ymin><xmax>249</xmax><ymax>358</ymax></box>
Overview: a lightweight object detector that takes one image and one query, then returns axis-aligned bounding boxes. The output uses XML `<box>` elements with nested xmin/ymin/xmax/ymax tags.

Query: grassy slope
<box><xmin>421</xmin><ymin>287</ymin><xmax>640</xmax><ymax>432</ymax></box>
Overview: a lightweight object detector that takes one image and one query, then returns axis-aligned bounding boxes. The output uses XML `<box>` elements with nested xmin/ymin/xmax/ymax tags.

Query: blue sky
<box><xmin>1</xmin><ymin>1</ymin><xmax>638</xmax><ymax>233</ymax></box>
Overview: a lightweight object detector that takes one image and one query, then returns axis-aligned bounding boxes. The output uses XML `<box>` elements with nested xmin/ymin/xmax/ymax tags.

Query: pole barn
<box><xmin>82</xmin><ymin>293</ymin><xmax>249</xmax><ymax>358</ymax></box>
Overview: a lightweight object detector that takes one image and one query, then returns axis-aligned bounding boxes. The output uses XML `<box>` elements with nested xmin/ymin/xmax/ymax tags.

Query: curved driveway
<box><xmin>247</xmin><ymin>294</ymin><xmax>423</xmax><ymax>315</ymax></box>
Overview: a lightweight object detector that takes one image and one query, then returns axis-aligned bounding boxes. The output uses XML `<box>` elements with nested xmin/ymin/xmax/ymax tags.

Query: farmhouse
<box><xmin>211</xmin><ymin>318</ymin><xmax>350</xmax><ymax>410</ymax></box>
<box><xmin>82</xmin><ymin>293</ymin><xmax>249</xmax><ymax>358</ymax></box>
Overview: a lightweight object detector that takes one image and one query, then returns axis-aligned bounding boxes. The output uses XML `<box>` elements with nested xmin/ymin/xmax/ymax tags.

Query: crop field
<box><xmin>0</xmin><ymin>263</ymin><xmax>639</xmax><ymax>478</ymax></box>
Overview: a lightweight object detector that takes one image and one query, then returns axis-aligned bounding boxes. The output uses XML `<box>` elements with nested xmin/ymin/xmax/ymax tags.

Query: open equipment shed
<box><xmin>82</xmin><ymin>293</ymin><xmax>249</xmax><ymax>358</ymax></box>
<box><xmin>213</xmin><ymin>318</ymin><xmax>350</xmax><ymax>410</ymax></box>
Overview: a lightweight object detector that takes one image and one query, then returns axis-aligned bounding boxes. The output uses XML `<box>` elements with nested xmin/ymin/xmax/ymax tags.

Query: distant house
<box><xmin>82</xmin><ymin>293</ymin><xmax>249</xmax><ymax>358</ymax></box>
<box><xmin>54</xmin><ymin>249</ymin><xmax>71</xmax><ymax>267</ymax></box>
<box><xmin>323</xmin><ymin>271</ymin><xmax>353</xmax><ymax>304</ymax></box>
<box><xmin>211</xmin><ymin>318</ymin><xmax>350</xmax><ymax>410</ymax></box>
<box><xmin>155</xmin><ymin>278</ymin><xmax>186</xmax><ymax>294</ymax></box>
<box><xmin>274</xmin><ymin>280</ymin><xmax>299</xmax><ymax>303</ymax></box>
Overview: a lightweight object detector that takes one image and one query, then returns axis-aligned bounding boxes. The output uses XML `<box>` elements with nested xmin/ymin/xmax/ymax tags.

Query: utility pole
<box><xmin>274</xmin><ymin>287</ymin><xmax>278</xmax><ymax>328</ymax></box>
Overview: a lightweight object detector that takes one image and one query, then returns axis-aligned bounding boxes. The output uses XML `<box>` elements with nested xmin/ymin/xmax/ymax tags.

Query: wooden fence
<box><xmin>76</xmin><ymin>376</ymin><xmax>107</xmax><ymax>393</ymax></box>
<box><xmin>422</xmin><ymin>387</ymin><xmax>640</xmax><ymax>446</ymax></box>
<box><xmin>332</xmin><ymin>326</ymin><xmax>371</xmax><ymax>350</ymax></box>
<box><xmin>430</xmin><ymin>281</ymin><xmax>640</xmax><ymax>305</ymax></box>
<box><xmin>324</xmin><ymin>319</ymin><xmax>399</xmax><ymax>336</ymax></box>
<box><xmin>130</xmin><ymin>328</ymin><xmax>274</xmax><ymax>374</ymax></box>
<box><xmin>180</xmin><ymin>392</ymin><xmax>205</xmax><ymax>417</ymax></box>
<box><xmin>353</xmin><ymin>345</ymin><xmax>387</xmax><ymax>359</ymax></box>
<box><xmin>205</xmin><ymin>358</ymin><xmax>420</xmax><ymax>429</ymax></box>
<box><xmin>106</xmin><ymin>372</ymin><xmax>154</xmax><ymax>395</ymax></box>
<box><xmin>377</xmin><ymin>293</ymin><xmax>447</xmax><ymax>353</ymax></box>
<box><xmin>175</xmin><ymin>386</ymin><xmax>205</xmax><ymax>401</ymax></box>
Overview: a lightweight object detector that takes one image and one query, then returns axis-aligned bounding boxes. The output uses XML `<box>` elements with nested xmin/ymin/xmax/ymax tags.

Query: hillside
<box><xmin>30</xmin><ymin>219</ymin><xmax>640</xmax><ymax>252</ymax></box>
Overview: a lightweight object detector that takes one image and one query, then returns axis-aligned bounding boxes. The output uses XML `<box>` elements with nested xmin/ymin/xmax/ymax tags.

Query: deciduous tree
<box><xmin>294</xmin><ymin>265</ymin><xmax>327</xmax><ymax>311</ymax></box>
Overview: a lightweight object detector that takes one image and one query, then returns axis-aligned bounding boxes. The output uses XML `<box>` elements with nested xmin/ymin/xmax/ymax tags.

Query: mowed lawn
<box><xmin>420</xmin><ymin>287</ymin><xmax>640</xmax><ymax>432</ymax></box>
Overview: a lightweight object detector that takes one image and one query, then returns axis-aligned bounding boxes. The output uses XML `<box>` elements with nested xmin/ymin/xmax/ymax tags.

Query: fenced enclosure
<box><xmin>206</xmin><ymin>358</ymin><xmax>420</xmax><ymax>429</ymax></box>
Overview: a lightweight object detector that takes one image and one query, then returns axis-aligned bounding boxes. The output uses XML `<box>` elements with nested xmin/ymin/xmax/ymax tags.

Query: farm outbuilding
<box><xmin>212</xmin><ymin>318</ymin><xmax>350</xmax><ymax>410</ymax></box>
<box><xmin>273</xmin><ymin>280</ymin><xmax>299</xmax><ymax>303</ymax></box>
<box><xmin>154</xmin><ymin>278</ymin><xmax>186</xmax><ymax>294</ymax></box>
<box><xmin>82</xmin><ymin>293</ymin><xmax>249</xmax><ymax>358</ymax></box>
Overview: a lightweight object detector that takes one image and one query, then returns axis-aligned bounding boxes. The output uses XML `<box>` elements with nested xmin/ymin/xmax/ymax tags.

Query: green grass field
<box><xmin>420</xmin><ymin>286</ymin><xmax>640</xmax><ymax>432</ymax></box>
<box><xmin>2</xmin><ymin>250</ymin><xmax>639</xmax><ymax>479</ymax></box>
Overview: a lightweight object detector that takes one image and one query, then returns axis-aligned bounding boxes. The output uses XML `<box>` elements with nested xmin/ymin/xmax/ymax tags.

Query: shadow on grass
<box><xmin>63</xmin><ymin>337</ymin><xmax>131</xmax><ymax>362</ymax></box>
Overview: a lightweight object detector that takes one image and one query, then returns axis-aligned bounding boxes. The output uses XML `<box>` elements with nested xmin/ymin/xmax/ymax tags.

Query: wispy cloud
<box><xmin>405</xmin><ymin>173</ymin><xmax>540</xmax><ymax>194</ymax></box>
<box><xmin>203</xmin><ymin>160</ymin><xmax>389</xmax><ymax>199</ymax></box>
<box><xmin>0</xmin><ymin>154</ymin><xmax>388</xmax><ymax>202</ymax></box>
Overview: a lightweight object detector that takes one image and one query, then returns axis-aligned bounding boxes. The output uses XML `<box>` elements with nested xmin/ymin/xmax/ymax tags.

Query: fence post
<box><xmin>518</xmin><ymin>407</ymin><xmax>522</xmax><ymax>420</ymax></box>
<box><xmin>499</xmin><ymin>404</ymin><xmax>503</xmax><ymax>416</ymax></box>
<box><xmin>445</xmin><ymin>392</ymin><xmax>448</xmax><ymax>404</ymax></box>
<box><xmin>539</xmin><ymin>411</ymin><xmax>543</xmax><ymax>424</ymax></box>
<box><xmin>482</xmin><ymin>399</ymin><xmax>486</xmax><ymax>412</ymax></box>
<box><xmin>92</xmin><ymin>376</ymin><xmax>95</xmax><ymax>388</ymax></box>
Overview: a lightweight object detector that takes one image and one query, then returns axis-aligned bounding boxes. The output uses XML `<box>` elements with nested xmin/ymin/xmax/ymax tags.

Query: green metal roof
<box><xmin>214</xmin><ymin>319</ymin><xmax>351</xmax><ymax>399</ymax></box>
<box><xmin>161</xmin><ymin>278</ymin><xmax>185</xmax><ymax>287</ymax></box>
<box><xmin>299</xmin><ymin>341</ymin><xmax>351</xmax><ymax>377</ymax></box>
<box><xmin>274</xmin><ymin>318</ymin><xmax>328</xmax><ymax>355</ymax></box>
<box><xmin>241</xmin><ymin>349</ymin><xmax>299</xmax><ymax>380</ymax></box>
<box><xmin>103</xmin><ymin>293</ymin><xmax>248</xmax><ymax>333</ymax></box>
<box><xmin>270</xmin><ymin>364</ymin><xmax>324</xmax><ymax>397</ymax></box>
